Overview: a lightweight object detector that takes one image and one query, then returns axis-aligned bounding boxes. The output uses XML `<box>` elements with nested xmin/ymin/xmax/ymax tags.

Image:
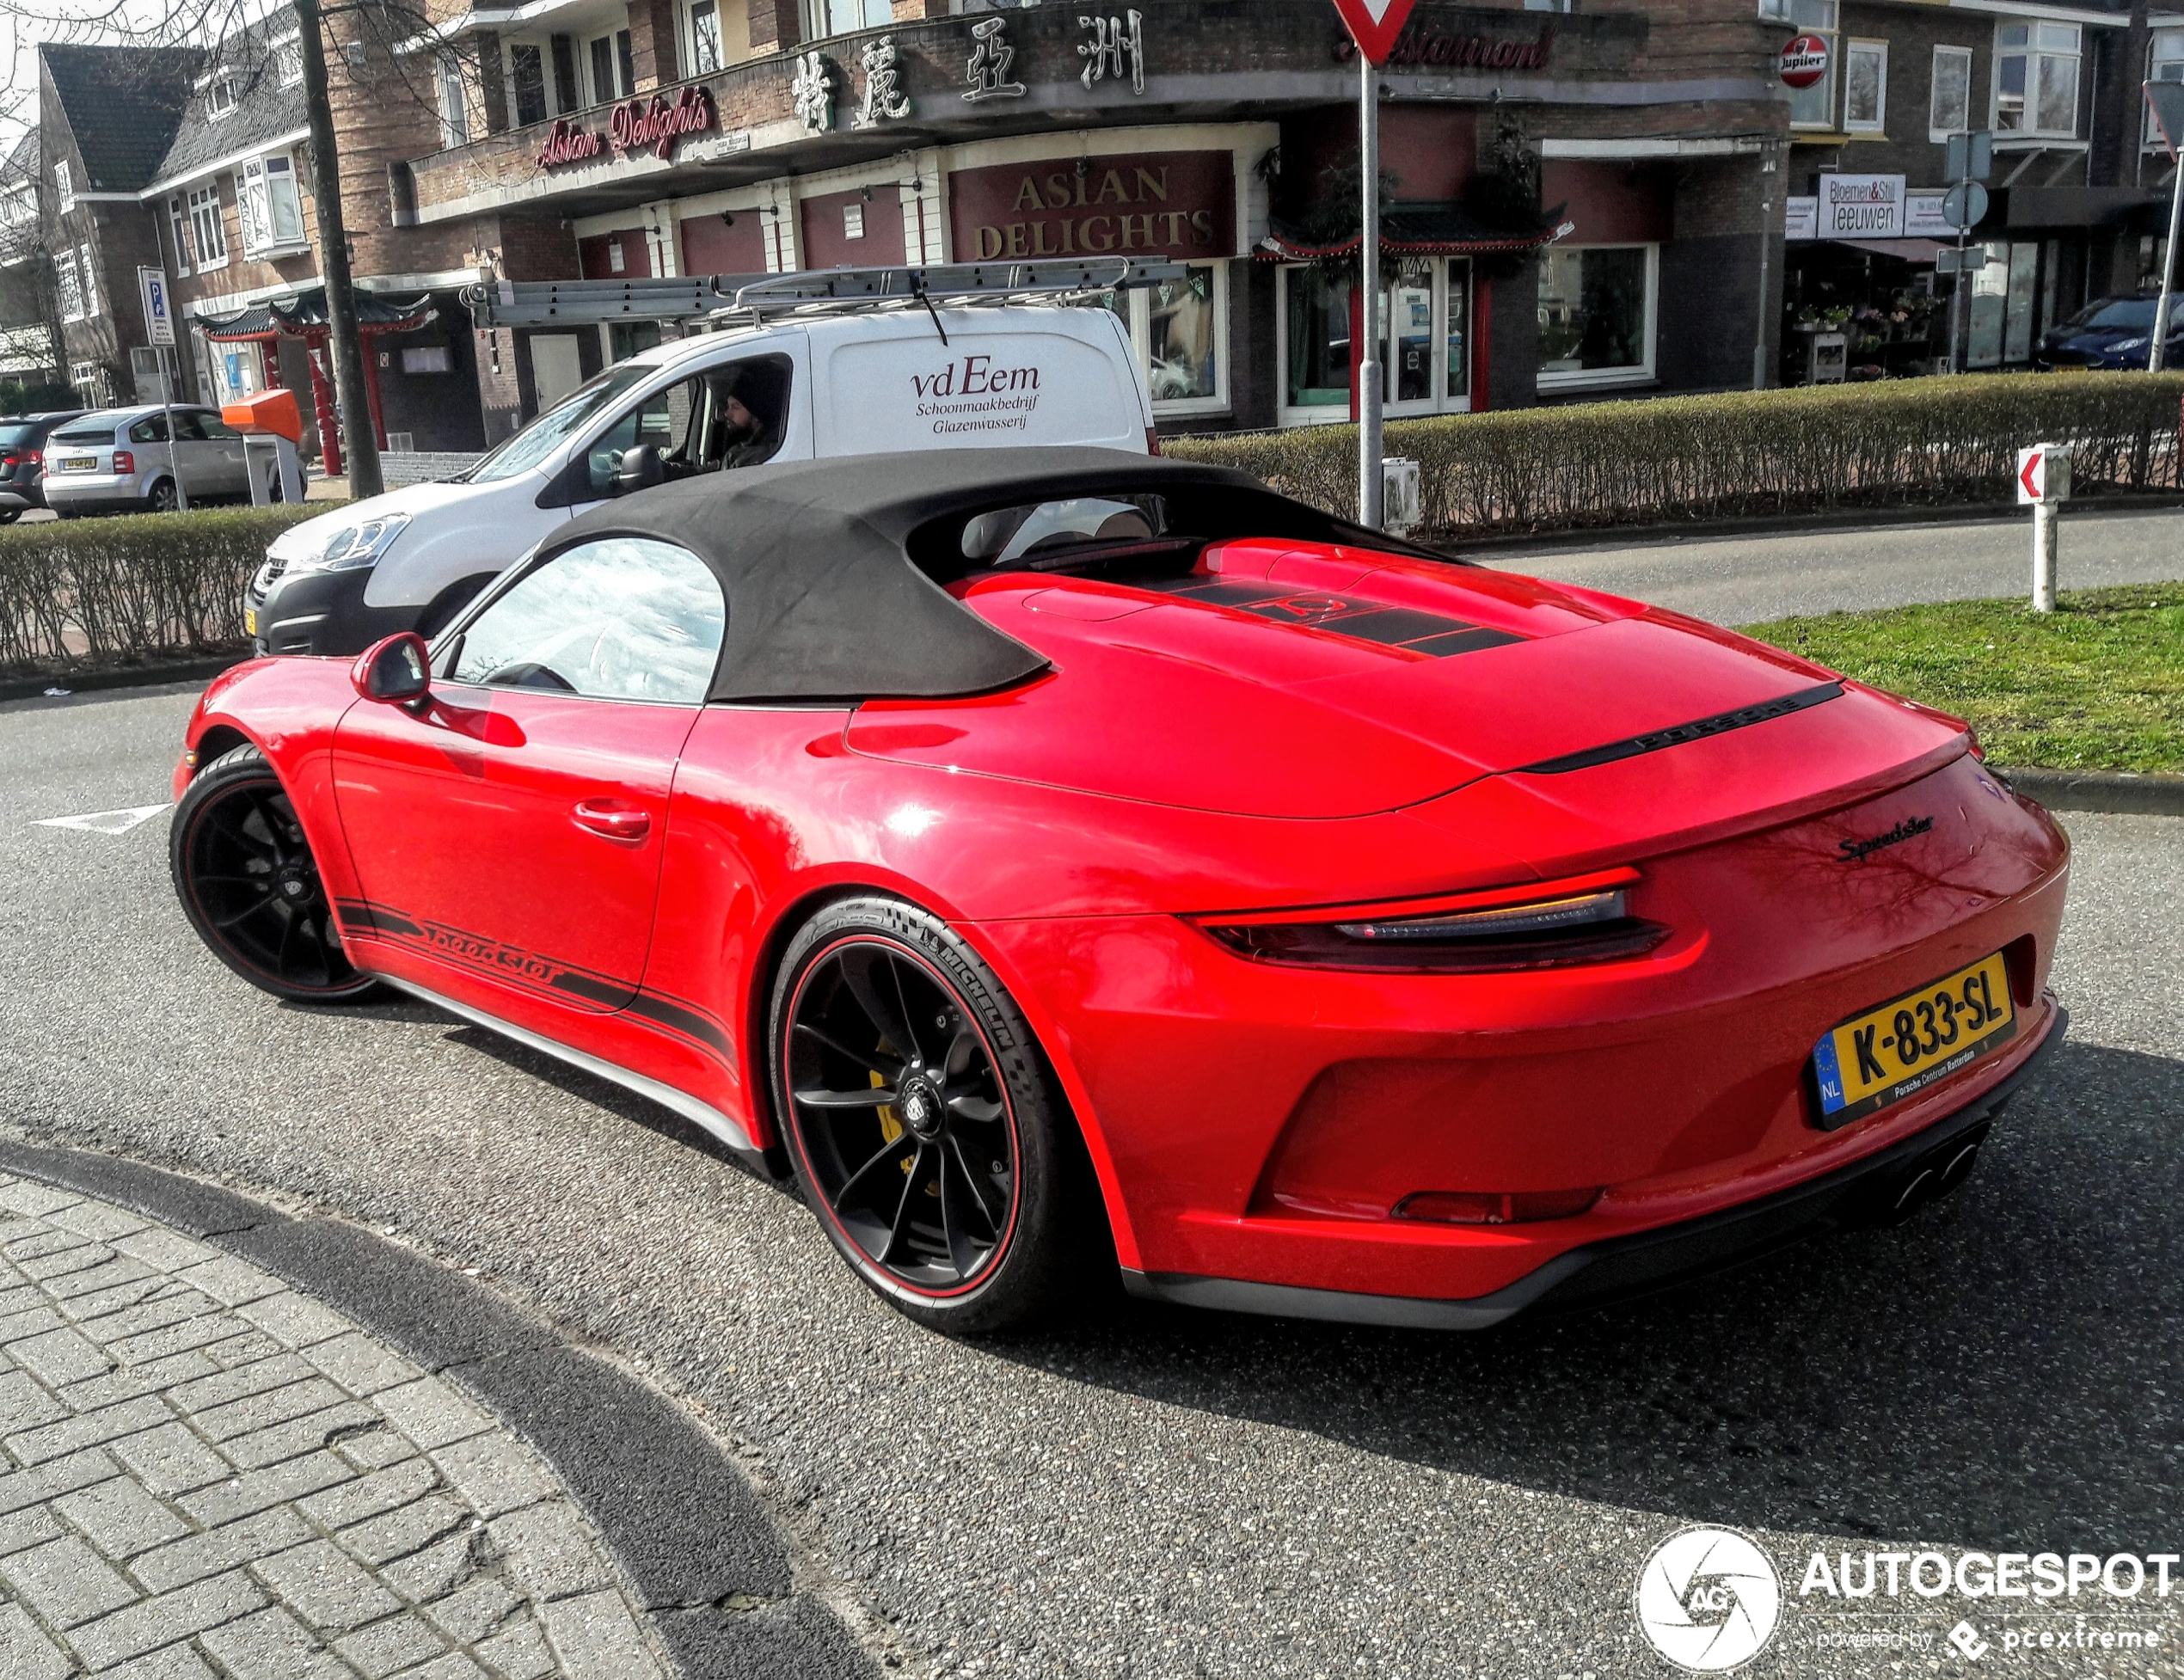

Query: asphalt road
<box><xmin>3</xmin><ymin>683</ymin><xmax>2181</xmax><ymax>1680</ymax></box>
<box><xmin>1481</xmin><ymin>502</ymin><xmax>2184</xmax><ymax>624</ymax></box>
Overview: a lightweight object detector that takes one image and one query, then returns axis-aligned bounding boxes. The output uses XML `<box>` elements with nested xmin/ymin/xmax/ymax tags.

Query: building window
<box><xmin>551</xmin><ymin>34</ymin><xmax>580</xmax><ymax>113</ymax></box>
<box><xmin>1844</xmin><ymin>40</ymin><xmax>1886</xmax><ymax>132</ymax></box>
<box><xmin>1537</xmin><ymin>244</ymin><xmax>1658</xmax><ymax>389</ymax></box>
<box><xmin>0</xmin><ymin>184</ymin><xmax>35</xmax><ymax>230</ymax></box>
<box><xmin>2149</xmin><ymin>30</ymin><xmax>2184</xmax><ymax>145</ymax></box>
<box><xmin>436</xmin><ymin>52</ymin><xmax>471</xmax><ymax>147</ymax></box>
<box><xmin>56</xmin><ymin>250</ymin><xmax>83</xmax><ymax>322</ymax></box>
<box><xmin>1930</xmin><ymin>45</ymin><xmax>1972</xmax><ymax>138</ymax></box>
<box><xmin>804</xmin><ymin>0</ymin><xmax>889</xmax><ymax>38</ymax></box>
<box><xmin>1126</xmin><ymin>262</ymin><xmax>1228</xmax><ymax>416</ymax></box>
<box><xmin>53</xmin><ymin>159</ymin><xmax>73</xmax><ymax>215</ymax></box>
<box><xmin>77</xmin><ymin>243</ymin><xmax>97</xmax><ymax>317</ymax></box>
<box><xmin>239</xmin><ymin>154</ymin><xmax>305</xmax><ymax>254</ymax></box>
<box><xmin>690</xmin><ymin>0</ymin><xmax>723</xmax><ymax>73</ymax></box>
<box><xmin>188</xmin><ymin>184</ymin><xmax>228</xmax><ymax>269</ymax></box>
<box><xmin>1786</xmin><ymin>0</ymin><xmax>1838</xmax><ymax>129</ymax></box>
<box><xmin>511</xmin><ymin>43</ymin><xmax>549</xmax><ymax>126</ymax></box>
<box><xmin>274</xmin><ymin>34</ymin><xmax>302</xmax><ymax>87</ymax></box>
<box><xmin>206</xmin><ymin>72</ymin><xmax>236</xmax><ymax>118</ymax></box>
<box><xmin>167</xmin><ymin>196</ymin><xmax>192</xmax><ymax>274</ymax></box>
<box><xmin>1757</xmin><ymin>0</ymin><xmax>1792</xmax><ymax>19</ymax></box>
<box><xmin>71</xmin><ymin>360</ymin><xmax>107</xmax><ymax>405</ymax></box>
<box><xmin>589</xmin><ymin>31</ymin><xmax>633</xmax><ymax>103</ymax></box>
<box><xmin>1995</xmin><ymin>22</ymin><xmax>2080</xmax><ymax>137</ymax></box>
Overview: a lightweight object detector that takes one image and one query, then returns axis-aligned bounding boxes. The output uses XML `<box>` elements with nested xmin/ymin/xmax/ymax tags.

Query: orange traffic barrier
<box><xmin>221</xmin><ymin>388</ymin><xmax>304</xmax><ymax>443</ymax></box>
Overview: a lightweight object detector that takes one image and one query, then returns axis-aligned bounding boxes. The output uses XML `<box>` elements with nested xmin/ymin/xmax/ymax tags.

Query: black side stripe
<box><xmin>1518</xmin><ymin>682</ymin><xmax>1845</xmax><ymax>775</ymax></box>
<box><xmin>1150</xmin><ymin>579</ymin><xmax>1524</xmax><ymax>659</ymax></box>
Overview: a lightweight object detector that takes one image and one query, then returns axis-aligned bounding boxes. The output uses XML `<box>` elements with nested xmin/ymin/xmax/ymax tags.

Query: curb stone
<box><xmin>0</xmin><ymin>654</ymin><xmax>247</xmax><ymax>705</ymax></box>
<box><xmin>0</xmin><ymin>1140</ymin><xmax>884</xmax><ymax>1680</ymax></box>
<box><xmin>1997</xmin><ymin>767</ymin><xmax>2184</xmax><ymax>818</ymax></box>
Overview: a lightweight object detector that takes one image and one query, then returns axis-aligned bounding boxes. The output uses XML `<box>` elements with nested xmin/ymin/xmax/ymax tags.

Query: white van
<box><xmin>247</xmin><ymin>297</ymin><xmax>1156</xmax><ymax>658</ymax></box>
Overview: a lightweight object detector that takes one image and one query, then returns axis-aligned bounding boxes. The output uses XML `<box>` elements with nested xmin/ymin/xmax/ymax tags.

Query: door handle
<box><xmin>572</xmin><ymin>800</ymin><xmax>650</xmax><ymax>841</ymax></box>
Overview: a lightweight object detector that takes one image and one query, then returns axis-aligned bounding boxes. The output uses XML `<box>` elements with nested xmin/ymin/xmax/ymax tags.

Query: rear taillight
<box><xmin>1190</xmin><ymin>868</ymin><xmax>1670</xmax><ymax>973</ymax></box>
<box><xmin>25</xmin><ymin>450</ymin><xmax>40</xmax><ymax>465</ymax></box>
<box><xmin>112</xmin><ymin>451</ymin><xmax>133</xmax><ymax>474</ymax></box>
<box><xmin>0</xmin><ymin>453</ymin><xmax>18</xmax><ymax>468</ymax></box>
<box><xmin>1145</xmin><ymin>427</ymin><xmax>1162</xmax><ymax>456</ymax></box>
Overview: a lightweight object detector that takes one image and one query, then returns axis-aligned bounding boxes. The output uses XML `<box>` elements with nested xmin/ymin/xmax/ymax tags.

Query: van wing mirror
<box><xmin>351</xmin><ymin>632</ymin><xmax>433</xmax><ymax>707</ymax></box>
<box><xmin>614</xmin><ymin>445</ymin><xmax>665</xmax><ymax>495</ymax></box>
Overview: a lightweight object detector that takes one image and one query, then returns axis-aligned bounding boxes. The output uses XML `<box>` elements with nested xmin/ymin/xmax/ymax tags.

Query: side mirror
<box><xmin>351</xmin><ymin>632</ymin><xmax>432</xmax><ymax>707</ymax></box>
<box><xmin>614</xmin><ymin>445</ymin><xmax>665</xmax><ymax>495</ymax></box>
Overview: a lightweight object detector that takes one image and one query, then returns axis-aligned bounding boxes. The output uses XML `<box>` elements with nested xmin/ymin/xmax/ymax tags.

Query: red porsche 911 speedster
<box><xmin>170</xmin><ymin>450</ymin><xmax>2069</xmax><ymax>1334</ymax></box>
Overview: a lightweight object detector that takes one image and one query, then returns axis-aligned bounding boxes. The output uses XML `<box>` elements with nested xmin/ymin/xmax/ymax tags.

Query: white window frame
<box><xmin>1993</xmin><ymin>21</ymin><xmax>2082</xmax><ymax>139</ymax></box>
<box><xmin>167</xmin><ymin>196</ymin><xmax>192</xmax><ymax>276</ymax></box>
<box><xmin>71</xmin><ymin>360</ymin><xmax>105</xmax><ymax>405</ymax></box>
<box><xmin>1116</xmin><ymin>261</ymin><xmax>1230</xmax><ymax>420</ymax></box>
<box><xmin>2148</xmin><ymin>29</ymin><xmax>2184</xmax><ymax>147</ymax></box>
<box><xmin>53</xmin><ymin>159</ymin><xmax>73</xmax><ymax>216</ymax></box>
<box><xmin>436</xmin><ymin>51</ymin><xmax>471</xmax><ymax>148</ymax></box>
<box><xmin>273</xmin><ymin>34</ymin><xmax>303</xmax><ymax>87</ymax></box>
<box><xmin>1930</xmin><ymin>44</ymin><xmax>1974</xmax><ymax>140</ymax></box>
<box><xmin>187</xmin><ymin>183</ymin><xmax>229</xmax><ymax>271</ymax></box>
<box><xmin>587</xmin><ymin>31</ymin><xmax>632</xmax><ymax>103</ymax></box>
<box><xmin>77</xmin><ymin>243</ymin><xmax>97</xmax><ymax>317</ymax></box>
<box><xmin>238</xmin><ymin>152</ymin><xmax>307</xmax><ymax>256</ymax></box>
<box><xmin>1536</xmin><ymin>242</ymin><xmax>1660</xmax><ymax>394</ymax></box>
<box><xmin>801</xmin><ymin>0</ymin><xmax>890</xmax><ymax>41</ymax></box>
<box><xmin>1758</xmin><ymin>0</ymin><xmax>1792</xmax><ymax>19</ymax></box>
<box><xmin>206</xmin><ymin>72</ymin><xmax>237</xmax><ymax>120</ymax></box>
<box><xmin>687</xmin><ymin>0</ymin><xmax>724</xmax><ymax>75</ymax></box>
<box><xmin>1786</xmin><ymin>0</ymin><xmax>1840</xmax><ymax>131</ymax></box>
<box><xmin>1844</xmin><ymin>39</ymin><xmax>1888</xmax><ymax>133</ymax></box>
<box><xmin>56</xmin><ymin>250</ymin><xmax>84</xmax><ymax>322</ymax></box>
<box><xmin>1273</xmin><ymin>261</ymin><xmax>1473</xmax><ymax>429</ymax></box>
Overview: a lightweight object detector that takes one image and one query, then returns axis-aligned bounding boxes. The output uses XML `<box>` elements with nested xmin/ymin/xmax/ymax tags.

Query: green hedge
<box><xmin>0</xmin><ymin>506</ymin><xmax>330</xmax><ymax>678</ymax></box>
<box><xmin>1164</xmin><ymin>372</ymin><xmax>2184</xmax><ymax>537</ymax></box>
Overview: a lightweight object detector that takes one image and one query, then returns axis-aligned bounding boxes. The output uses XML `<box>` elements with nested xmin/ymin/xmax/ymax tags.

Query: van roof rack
<box><xmin>460</xmin><ymin>261</ymin><xmax>1185</xmax><ymax>330</ymax></box>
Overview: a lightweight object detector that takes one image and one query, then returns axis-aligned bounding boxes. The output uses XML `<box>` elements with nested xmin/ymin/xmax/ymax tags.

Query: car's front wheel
<box><xmin>170</xmin><ymin>744</ymin><xmax>377</xmax><ymax>1003</ymax></box>
<box><xmin>770</xmin><ymin>896</ymin><xmax>1105</xmax><ymax>1334</ymax></box>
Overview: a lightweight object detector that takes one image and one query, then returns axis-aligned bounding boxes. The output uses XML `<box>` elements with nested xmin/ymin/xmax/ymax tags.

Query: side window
<box><xmin>130</xmin><ymin>415</ymin><xmax>169</xmax><ymax>444</ymax></box>
<box><xmin>445</xmin><ymin>537</ymin><xmax>724</xmax><ymax>705</ymax></box>
<box><xmin>583</xmin><ymin>353</ymin><xmax>794</xmax><ymax>496</ymax></box>
<box><xmin>169</xmin><ymin>412</ymin><xmax>214</xmax><ymax>441</ymax></box>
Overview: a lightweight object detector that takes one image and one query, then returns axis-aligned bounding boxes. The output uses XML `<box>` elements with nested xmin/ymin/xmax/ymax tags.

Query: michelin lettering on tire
<box><xmin>1635</xmin><ymin>1526</ymin><xmax>1782</xmax><ymax>1672</ymax></box>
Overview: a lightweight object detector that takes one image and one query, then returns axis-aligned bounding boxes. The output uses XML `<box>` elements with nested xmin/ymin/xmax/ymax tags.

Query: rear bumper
<box><xmin>1126</xmin><ymin>1000</ymin><xmax>2064</xmax><ymax>1328</ymax></box>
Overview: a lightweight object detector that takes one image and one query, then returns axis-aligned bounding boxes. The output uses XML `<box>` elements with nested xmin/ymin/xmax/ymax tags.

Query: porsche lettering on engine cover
<box><xmin>168</xmin><ymin>448</ymin><xmax>2070</xmax><ymax>1337</ymax></box>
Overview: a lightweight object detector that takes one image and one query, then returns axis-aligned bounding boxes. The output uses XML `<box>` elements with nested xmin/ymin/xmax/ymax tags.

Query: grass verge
<box><xmin>1740</xmin><ymin>584</ymin><xmax>2184</xmax><ymax>776</ymax></box>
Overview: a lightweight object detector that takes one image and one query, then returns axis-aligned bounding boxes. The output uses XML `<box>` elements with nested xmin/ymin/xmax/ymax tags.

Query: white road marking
<box><xmin>33</xmin><ymin>803</ymin><xmax>173</xmax><ymax>834</ymax></box>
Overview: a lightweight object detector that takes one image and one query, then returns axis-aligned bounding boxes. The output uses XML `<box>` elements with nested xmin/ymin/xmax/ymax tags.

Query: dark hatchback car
<box><xmin>2037</xmin><ymin>296</ymin><xmax>2184</xmax><ymax>371</ymax></box>
<box><xmin>0</xmin><ymin>411</ymin><xmax>86</xmax><ymax>522</ymax></box>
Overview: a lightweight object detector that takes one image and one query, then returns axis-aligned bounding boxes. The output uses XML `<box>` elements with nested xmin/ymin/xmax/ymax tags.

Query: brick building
<box><xmin>21</xmin><ymin>0</ymin><xmax>2169</xmax><ymax>451</ymax></box>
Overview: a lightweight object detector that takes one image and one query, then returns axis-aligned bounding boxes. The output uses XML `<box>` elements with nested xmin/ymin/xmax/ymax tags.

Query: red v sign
<box><xmin>1330</xmin><ymin>0</ymin><xmax>1420</xmax><ymax>64</ymax></box>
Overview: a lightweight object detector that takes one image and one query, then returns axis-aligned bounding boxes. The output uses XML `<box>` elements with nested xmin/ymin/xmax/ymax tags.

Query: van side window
<box><xmin>586</xmin><ymin>353</ymin><xmax>794</xmax><ymax>497</ymax></box>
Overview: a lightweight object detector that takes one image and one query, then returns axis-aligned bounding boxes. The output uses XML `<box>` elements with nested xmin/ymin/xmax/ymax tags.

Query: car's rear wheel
<box><xmin>147</xmin><ymin>478</ymin><xmax>178</xmax><ymax>513</ymax></box>
<box><xmin>170</xmin><ymin>744</ymin><xmax>377</xmax><ymax>1003</ymax></box>
<box><xmin>770</xmin><ymin>896</ymin><xmax>1102</xmax><ymax>1334</ymax></box>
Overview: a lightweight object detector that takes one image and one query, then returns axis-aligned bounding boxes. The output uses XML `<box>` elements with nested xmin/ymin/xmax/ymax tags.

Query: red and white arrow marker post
<box><xmin>2015</xmin><ymin>441</ymin><xmax>2071</xmax><ymax>612</ymax></box>
<box><xmin>1328</xmin><ymin>0</ymin><xmax>1419</xmax><ymax>528</ymax></box>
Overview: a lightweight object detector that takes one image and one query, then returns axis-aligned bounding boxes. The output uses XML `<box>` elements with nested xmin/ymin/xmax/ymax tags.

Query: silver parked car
<box><xmin>42</xmin><ymin>404</ymin><xmax>273</xmax><ymax>516</ymax></box>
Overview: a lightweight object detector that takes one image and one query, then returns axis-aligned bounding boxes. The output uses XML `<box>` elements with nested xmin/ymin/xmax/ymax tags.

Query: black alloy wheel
<box><xmin>170</xmin><ymin>744</ymin><xmax>377</xmax><ymax>1002</ymax></box>
<box><xmin>771</xmin><ymin>896</ymin><xmax>1103</xmax><ymax>1334</ymax></box>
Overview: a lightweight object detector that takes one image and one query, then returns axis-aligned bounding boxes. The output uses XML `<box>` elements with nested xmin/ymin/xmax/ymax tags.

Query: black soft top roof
<box><xmin>538</xmin><ymin>446</ymin><xmax>1434</xmax><ymax>704</ymax></box>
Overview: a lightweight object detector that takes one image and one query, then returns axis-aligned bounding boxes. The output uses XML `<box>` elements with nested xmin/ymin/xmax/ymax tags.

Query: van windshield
<box><xmin>465</xmin><ymin>362</ymin><xmax>656</xmax><ymax>484</ymax></box>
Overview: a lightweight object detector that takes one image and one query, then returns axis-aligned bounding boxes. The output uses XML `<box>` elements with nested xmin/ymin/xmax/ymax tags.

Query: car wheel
<box><xmin>147</xmin><ymin>479</ymin><xmax>178</xmax><ymax>513</ymax></box>
<box><xmin>0</xmin><ymin>508</ymin><xmax>19</xmax><ymax>525</ymax></box>
<box><xmin>266</xmin><ymin>469</ymin><xmax>285</xmax><ymax>504</ymax></box>
<box><xmin>170</xmin><ymin>744</ymin><xmax>377</xmax><ymax>1003</ymax></box>
<box><xmin>770</xmin><ymin>895</ymin><xmax>1103</xmax><ymax>1334</ymax></box>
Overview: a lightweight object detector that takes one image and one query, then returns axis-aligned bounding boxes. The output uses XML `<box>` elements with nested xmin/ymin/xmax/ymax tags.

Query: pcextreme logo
<box><xmin>1635</xmin><ymin>1527</ymin><xmax>1783</xmax><ymax>1672</ymax></box>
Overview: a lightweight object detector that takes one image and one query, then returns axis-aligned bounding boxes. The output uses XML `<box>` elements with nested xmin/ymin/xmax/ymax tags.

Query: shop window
<box><xmin>2148</xmin><ymin>30</ymin><xmax>2184</xmax><ymax>145</ymax></box>
<box><xmin>804</xmin><ymin>0</ymin><xmax>889</xmax><ymax>39</ymax></box>
<box><xmin>1279</xmin><ymin>267</ymin><xmax>1353</xmax><ymax>422</ymax></box>
<box><xmin>1275</xmin><ymin>261</ymin><xmax>1469</xmax><ymax>426</ymax></box>
<box><xmin>1844</xmin><ymin>40</ymin><xmax>1886</xmax><ymax>133</ymax></box>
<box><xmin>2003</xmin><ymin>241</ymin><xmax>2039</xmax><ymax>363</ymax></box>
<box><xmin>402</xmin><ymin>346</ymin><xmax>452</xmax><ymax>375</ymax></box>
<box><xmin>436</xmin><ymin>52</ymin><xmax>470</xmax><ymax>147</ymax></box>
<box><xmin>1538</xmin><ymin>245</ymin><xmax>1657</xmax><ymax>389</ymax></box>
<box><xmin>608</xmin><ymin>321</ymin><xmax>663</xmax><ymax>364</ymax></box>
<box><xmin>1105</xmin><ymin>264</ymin><xmax>1229</xmax><ymax>418</ymax></box>
<box><xmin>1995</xmin><ymin>22</ymin><xmax>2079</xmax><ymax>137</ymax></box>
<box><xmin>188</xmin><ymin>184</ymin><xmax>228</xmax><ymax>270</ymax></box>
<box><xmin>1966</xmin><ymin>241</ymin><xmax>2009</xmax><ymax>366</ymax></box>
<box><xmin>239</xmin><ymin>154</ymin><xmax>305</xmax><ymax>254</ymax></box>
<box><xmin>690</xmin><ymin>0</ymin><xmax>723</xmax><ymax>73</ymax></box>
<box><xmin>56</xmin><ymin>250</ymin><xmax>83</xmax><ymax>322</ymax></box>
<box><xmin>512</xmin><ymin>44</ymin><xmax>549</xmax><ymax>126</ymax></box>
<box><xmin>1786</xmin><ymin>0</ymin><xmax>1838</xmax><ymax>128</ymax></box>
<box><xmin>1929</xmin><ymin>45</ymin><xmax>1972</xmax><ymax>139</ymax></box>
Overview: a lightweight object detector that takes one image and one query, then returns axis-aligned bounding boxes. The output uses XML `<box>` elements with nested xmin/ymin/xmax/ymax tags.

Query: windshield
<box><xmin>2064</xmin><ymin>298</ymin><xmax>2166</xmax><ymax>333</ymax></box>
<box><xmin>466</xmin><ymin>362</ymin><xmax>657</xmax><ymax>483</ymax></box>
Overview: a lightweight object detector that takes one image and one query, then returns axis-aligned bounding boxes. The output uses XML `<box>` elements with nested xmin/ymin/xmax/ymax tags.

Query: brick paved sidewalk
<box><xmin>0</xmin><ymin>1174</ymin><xmax>671</xmax><ymax>1680</ymax></box>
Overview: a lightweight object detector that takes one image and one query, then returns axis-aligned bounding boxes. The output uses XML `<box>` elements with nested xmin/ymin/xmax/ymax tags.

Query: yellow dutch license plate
<box><xmin>243</xmin><ymin>609</ymin><xmax>257</xmax><ymax>636</ymax></box>
<box><xmin>1811</xmin><ymin>952</ymin><xmax>2016</xmax><ymax>1128</ymax></box>
<box><xmin>60</xmin><ymin>457</ymin><xmax>97</xmax><ymax>472</ymax></box>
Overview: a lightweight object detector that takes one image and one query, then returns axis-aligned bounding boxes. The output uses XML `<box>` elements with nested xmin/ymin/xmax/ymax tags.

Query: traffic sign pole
<box><xmin>1357</xmin><ymin>50</ymin><xmax>1383</xmax><ymax>530</ymax></box>
<box><xmin>2145</xmin><ymin>82</ymin><xmax>2184</xmax><ymax>375</ymax></box>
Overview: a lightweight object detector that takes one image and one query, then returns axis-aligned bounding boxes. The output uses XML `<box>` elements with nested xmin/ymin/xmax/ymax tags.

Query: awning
<box><xmin>1256</xmin><ymin>200</ymin><xmax>1565</xmax><ymax>261</ymax></box>
<box><xmin>200</xmin><ymin>286</ymin><xmax>436</xmax><ymax>343</ymax></box>
<box><xmin>1830</xmin><ymin>238</ymin><xmax>1951</xmax><ymax>262</ymax></box>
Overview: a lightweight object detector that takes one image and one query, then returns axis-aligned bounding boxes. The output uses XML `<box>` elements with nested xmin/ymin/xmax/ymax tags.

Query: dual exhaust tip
<box><xmin>1851</xmin><ymin>1119</ymin><xmax>1991</xmax><ymax>1229</ymax></box>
